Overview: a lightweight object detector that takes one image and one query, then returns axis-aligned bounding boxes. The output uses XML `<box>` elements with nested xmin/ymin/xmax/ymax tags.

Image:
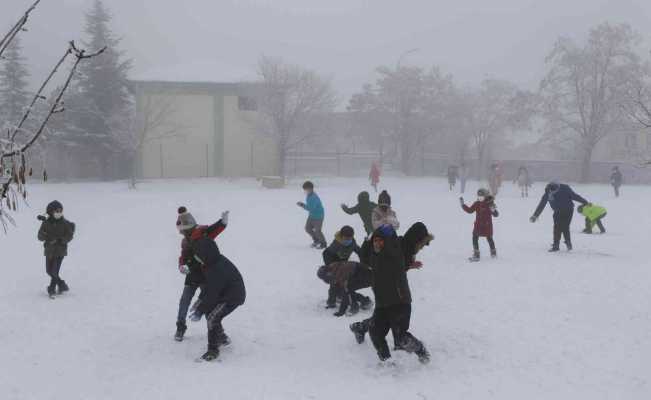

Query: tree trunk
<box><xmin>400</xmin><ymin>131</ymin><xmax>411</xmax><ymax>175</ymax></box>
<box><xmin>580</xmin><ymin>144</ymin><xmax>594</xmax><ymax>183</ymax></box>
<box><xmin>277</xmin><ymin>138</ymin><xmax>287</xmax><ymax>179</ymax></box>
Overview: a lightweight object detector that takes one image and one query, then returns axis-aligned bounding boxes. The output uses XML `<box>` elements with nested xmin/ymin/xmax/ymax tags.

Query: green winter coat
<box><xmin>38</xmin><ymin>217</ymin><xmax>75</xmax><ymax>258</ymax></box>
<box><xmin>580</xmin><ymin>204</ymin><xmax>607</xmax><ymax>222</ymax></box>
<box><xmin>341</xmin><ymin>191</ymin><xmax>377</xmax><ymax>235</ymax></box>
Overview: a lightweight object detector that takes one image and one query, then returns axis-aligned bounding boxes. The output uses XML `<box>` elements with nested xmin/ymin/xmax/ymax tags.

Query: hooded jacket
<box><xmin>579</xmin><ymin>204</ymin><xmax>607</xmax><ymax>222</ymax></box>
<box><xmin>534</xmin><ymin>183</ymin><xmax>588</xmax><ymax>217</ymax></box>
<box><xmin>462</xmin><ymin>196</ymin><xmax>499</xmax><ymax>237</ymax></box>
<box><xmin>341</xmin><ymin>192</ymin><xmax>377</xmax><ymax>235</ymax></box>
<box><xmin>322</xmin><ymin>231</ymin><xmax>361</xmax><ymax>265</ymax></box>
<box><xmin>38</xmin><ymin>215</ymin><xmax>75</xmax><ymax>258</ymax></box>
<box><xmin>372</xmin><ymin>206</ymin><xmax>400</xmax><ymax>231</ymax></box>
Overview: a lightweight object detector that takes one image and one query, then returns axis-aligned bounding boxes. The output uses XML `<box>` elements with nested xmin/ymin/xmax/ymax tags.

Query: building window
<box><xmin>238</xmin><ymin>96</ymin><xmax>258</xmax><ymax>111</ymax></box>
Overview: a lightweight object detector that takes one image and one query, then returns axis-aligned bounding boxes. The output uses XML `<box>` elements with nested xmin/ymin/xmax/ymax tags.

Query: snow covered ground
<box><xmin>1</xmin><ymin>177</ymin><xmax>649</xmax><ymax>400</ymax></box>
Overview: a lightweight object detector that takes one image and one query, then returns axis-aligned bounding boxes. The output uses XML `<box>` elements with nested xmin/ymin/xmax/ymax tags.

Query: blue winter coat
<box><xmin>534</xmin><ymin>183</ymin><xmax>588</xmax><ymax>216</ymax></box>
<box><xmin>304</xmin><ymin>192</ymin><xmax>325</xmax><ymax>220</ymax></box>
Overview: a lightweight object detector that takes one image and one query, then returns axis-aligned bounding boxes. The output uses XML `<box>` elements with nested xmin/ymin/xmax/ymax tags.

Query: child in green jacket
<box><xmin>578</xmin><ymin>204</ymin><xmax>607</xmax><ymax>234</ymax></box>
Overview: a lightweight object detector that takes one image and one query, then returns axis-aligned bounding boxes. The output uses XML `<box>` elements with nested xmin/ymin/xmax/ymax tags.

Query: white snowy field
<box><xmin>1</xmin><ymin>177</ymin><xmax>650</xmax><ymax>400</ymax></box>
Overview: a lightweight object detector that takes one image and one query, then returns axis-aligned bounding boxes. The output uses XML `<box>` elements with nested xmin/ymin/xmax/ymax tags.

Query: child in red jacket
<box><xmin>460</xmin><ymin>188</ymin><xmax>499</xmax><ymax>262</ymax></box>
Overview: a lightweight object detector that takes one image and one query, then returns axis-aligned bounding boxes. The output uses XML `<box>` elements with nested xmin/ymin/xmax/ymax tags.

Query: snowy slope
<box><xmin>1</xmin><ymin>177</ymin><xmax>649</xmax><ymax>400</ymax></box>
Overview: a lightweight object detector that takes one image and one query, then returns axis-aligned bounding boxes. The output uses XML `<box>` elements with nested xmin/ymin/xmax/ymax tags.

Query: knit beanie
<box><xmin>378</xmin><ymin>190</ymin><xmax>391</xmax><ymax>207</ymax></box>
<box><xmin>46</xmin><ymin>200</ymin><xmax>63</xmax><ymax>215</ymax></box>
<box><xmin>176</xmin><ymin>206</ymin><xmax>197</xmax><ymax>231</ymax></box>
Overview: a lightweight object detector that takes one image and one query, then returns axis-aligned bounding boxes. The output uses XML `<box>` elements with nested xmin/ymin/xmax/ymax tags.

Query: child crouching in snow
<box><xmin>460</xmin><ymin>188</ymin><xmax>499</xmax><ymax>262</ymax></box>
<box><xmin>578</xmin><ymin>204</ymin><xmax>607</xmax><ymax>234</ymax></box>
<box><xmin>317</xmin><ymin>261</ymin><xmax>373</xmax><ymax>316</ymax></box>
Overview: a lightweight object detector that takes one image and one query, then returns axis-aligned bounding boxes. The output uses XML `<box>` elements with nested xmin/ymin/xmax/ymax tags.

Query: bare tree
<box><xmin>257</xmin><ymin>56</ymin><xmax>338</xmax><ymax>178</ymax></box>
<box><xmin>1</xmin><ymin>1</ymin><xmax>105</xmax><ymax>232</ymax></box>
<box><xmin>540</xmin><ymin>22</ymin><xmax>644</xmax><ymax>182</ymax></box>
<box><xmin>462</xmin><ymin>79</ymin><xmax>533</xmax><ymax>179</ymax></box>
<box><xmin>116</xmin><ymin>94</ymin><xmax>184</xmax><ymax>188</ymax></box>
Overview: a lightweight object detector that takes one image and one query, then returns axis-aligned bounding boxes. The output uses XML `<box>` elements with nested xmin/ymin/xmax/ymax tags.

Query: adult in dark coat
<box><xmin>610</xmin><ymin>166</ymin><xmax>623</xmax><ymax>197</ymax></box>
<box><xmin>530</xmin><ymin>182</ymin><xmax>589</xmax><ymax>252</ymax></box>
<box><xmin>37</xmin><ymin>200</ymin><xmax>75</xmax><ymax>296</ymax></box>
<box><xmin>341</xmin><ymin>191</ymin><xmax>377</xmax><ymax>236</ymax></box>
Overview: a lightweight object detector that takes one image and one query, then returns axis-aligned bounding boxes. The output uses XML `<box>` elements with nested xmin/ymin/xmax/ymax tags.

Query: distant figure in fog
<box><xmin>610</xmin><ymin>166</ymin><xmax>623</xmax><ymax>197</ymax></box>
<box><xmin>369</xmin><ymin>162</ymin><xmax>381</xmax><ymax>193</ymax></box>
<box><xmin>488</xmin><ymin>163</ymin><xmax>503</xmax><ymax>196</ymax></box>
<box><xmin>459</xmin><ymin>162</ymin><xmax>469</xmax><ymax>194</ymax></box>
<box><xmin>515</xmin><ymin>166</ymin><xmax>532</xmax><ymax>198</ymax></box>
<box><xmin>447</xmin><ymin>165</ymin><xmax>459</xmax><ymax>191</ymax></box>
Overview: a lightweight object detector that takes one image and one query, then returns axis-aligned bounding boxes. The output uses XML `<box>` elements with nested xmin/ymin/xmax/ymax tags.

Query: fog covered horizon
<box><xmin>3</xmin><ymin>0</ymin><xmax>651</xmax><ymax>101</ymax></box>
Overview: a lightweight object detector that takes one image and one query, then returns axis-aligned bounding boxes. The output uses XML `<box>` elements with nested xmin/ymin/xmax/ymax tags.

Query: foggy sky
<box><xmin>3</xmin><ymin>0</ymin><xmax>651</xmax><ymax>103</ymax></box>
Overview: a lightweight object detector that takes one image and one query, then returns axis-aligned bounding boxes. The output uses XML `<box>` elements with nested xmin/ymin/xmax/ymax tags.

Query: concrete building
<box><xmin>132</xmin><ymin>81</ymin><xmax>278</xmax><ymax>179</ymax></box>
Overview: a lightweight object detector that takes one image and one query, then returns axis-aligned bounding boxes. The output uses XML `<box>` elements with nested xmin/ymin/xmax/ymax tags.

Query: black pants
<box><xmin>584</xmin><ymin>213</ymin><xmax>606</xmax><ymax>233</ymax></box>
<box><xmin>553</xmin><ymin>209</ymin><xmax>573</xmax><ymax>248</ymax></box>
<box><xmin>46</xmin><ymin>257</ymin><xmax>64</xmax><ymax>287</ymax></box>
<box><xmin>472</xmin><ymin>234</ymin><xmax>495</xmax><ymax>251</ymax></box>
<box><xmin>369</xmin><ymin>304</ymin><xmax>423</xmax><ymax>359</ymax></box>
<box><xmin>613</xmin><ymin>185</ymin><xmax>620</xmax><ymax>197</ymax></box>
<box><xmin>206</xmin><ymin>302</ymin><xmax>239</xmax><ymax>351</ymax></box>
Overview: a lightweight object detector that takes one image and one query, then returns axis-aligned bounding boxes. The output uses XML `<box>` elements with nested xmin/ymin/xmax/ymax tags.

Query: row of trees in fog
<box><xmin>257</xmin><ymin>23</ymin><xmax>651</xmax><ymax>181</ymax></box>
<box><xmin>2</xmin><ymin>1</ymin><xmax>651</xmax><ymax>184</ymax></box>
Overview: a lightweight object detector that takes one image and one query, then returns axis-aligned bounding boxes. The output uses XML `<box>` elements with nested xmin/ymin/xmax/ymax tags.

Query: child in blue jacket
<box><xmin>297</xmin><ymin>181</ymin><xmax>327</xmax><ymax>249</ymax></box>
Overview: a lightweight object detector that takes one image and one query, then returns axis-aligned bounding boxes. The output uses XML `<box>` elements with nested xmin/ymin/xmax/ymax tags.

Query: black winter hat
<box><xmin>46</xmin><ymin>200</ymin><xmax>63</xmax><ymax>215</ymax></box>
<box><xmin>340</xmin><ymin>225</ymin><xmax>354</xmax><ymax>238</ymax></box>
<box><xmin>302</xmin><ymin>181</ymin><xmax>314</xmax><ymax>190</ymax></box>
<box><xmin>357</xmin><ymin>191</ymin><xmax>370</xmax><ymax>203</ymax></box>
<box><xmin>378</xmin><ymin>190</ymin><xmax>391</xmax><ymax>206</ymax></box>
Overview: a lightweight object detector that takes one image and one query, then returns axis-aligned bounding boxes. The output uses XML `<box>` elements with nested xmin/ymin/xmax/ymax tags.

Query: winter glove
<box><xmin>410</xmin><ymin>261</ymin><xmax>423</xmax><ymax>270</ymax></box>
<box><xmin>529</xmin><ymin>215</ymin><xmax>538</xmax><ymax>223</ymax></box>
<box><xmin>297</xmin><ymin>202</ymin><xmax>306</xmax><ymax>208</ymax></box>
<box><xmin>178</xmin><ymin>264</ymin><xmax>190</xmax><ymax>275</ymax></box>
<box><xmin>489</xmin><ymin>204</ymin><xmax>497</xmax><ymax>212</ymax></box>
<box><xmin>221</xmin><ymin>210</ymin><xmax>229</xmax><ymax>226</ymax></box>
<box><xmin>37</xmin><ymin>215</ymin><xmax>47</xmax><ymax>222</ymax></box>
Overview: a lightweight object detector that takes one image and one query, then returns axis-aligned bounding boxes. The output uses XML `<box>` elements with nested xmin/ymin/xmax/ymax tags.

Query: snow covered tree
<box><xmin>0</xmin><ymin>36</ymin><xmax>30</xmax><ymax>132</ymax></box>
<box><xmin>257</xmin><ymin>56</ymin><xmax>337</xmax><ymax>178</ymax></box>
<box><xmin>540</xmin><ymin>22</ymin><xmax>644</xmax><ymax>182</ymax></box>
<box><xmin>62</xmin><ymin>0</ymin><xmax>132</xmax><ymax>179</ymax></box>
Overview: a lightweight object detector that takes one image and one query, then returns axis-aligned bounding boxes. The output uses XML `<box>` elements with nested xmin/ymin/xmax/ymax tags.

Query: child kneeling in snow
<box><xmin>317</xmin><ymin>261</ymin><xmax>373</xmax><ymax>316</ymax></box>
<box><xmin>578</xmin><ymin>204</ymin><xmax>607</xmax><ymax>234</ymax></box>
<box><xmin>461</xmin><ymin>188</ymin><xmax>499</xmax><ymax>261</ymax></box>
<box><xmin>322</xmin><ymin>225</ymin><xmax>361</xmax><ymax>309</ymax></box>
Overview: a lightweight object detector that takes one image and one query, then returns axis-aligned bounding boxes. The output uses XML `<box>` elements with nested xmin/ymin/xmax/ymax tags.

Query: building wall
<box><xmin>140</xmin><ymin>93</ymin><xmax>215</xmax><ymax>179</ymax></box>
<box><xmin>222</xmin><ymin>95</ymin><xmax>278</xmax><ymax>177</ymax></box>
<box><xmin>135</xmin><ymin>81</ymin><xmax>279</xmax><ymax>179</ymax></box>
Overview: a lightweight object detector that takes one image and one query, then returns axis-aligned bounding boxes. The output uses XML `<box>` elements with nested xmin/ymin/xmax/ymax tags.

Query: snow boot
<box><xmin>468</xmin><ymin>250</ymin><xmax>480</xmax><ymax>262</ymax></box>
<box><xmin>349</xmin><ymin>301</ymin><xmax>360</xmax><ymax>316</ymax></box>
<box><xmin>490</xmin><ymin>249</ymin><xmax>497</xmax><ymax>258</ymax></box>
<box><xmin>548</xmin><ymin>245</ymin><xmax>560</xmax><ymax>252</ymax></box>
<box><xmin>47</xmin><ymin>284</ymin><xmax>56</xmax><ymax>298</ymax></box>
<box><xmin>350</xmin><ymin>322</ymin><xmax>367</xmax><ymax>344</ymax></box>
<box><xmin>174</xmin><ymin>321</ymin><xmax>187</xmax><ymax>342</ymax></box>
<box><xmin>565</xmin><ymin>241</ymin><xmax>573</xmax><ymax>251</ymax></box>
<box><xmin>200</xmin><ymin>349</ymin><xmax>219</xmax><ymax>362</ymax></box>
<box><xmin>57</xmin><ymin>280</ymin><xmax>69</xmax><ymax>294</ymax></box>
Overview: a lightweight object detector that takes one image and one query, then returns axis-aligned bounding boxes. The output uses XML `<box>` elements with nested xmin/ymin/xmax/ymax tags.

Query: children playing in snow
<box><xmin>174</xmin><ymin>207</ymin><xmax>229</xmax><ymax>342</ymax></box>
<box><xmin>372</xmin><ymin>190</ymin><xmax>400</xmax><ymax>231</ymax></box>
<box><xmin>350</xmin><ymin>224</ymin><xmax>430</xmax><ymax>363</ymax></box>
<box><xmin>320</xmin><ymin>225</ymin><xmax>364</xmax><ymax>312</ymax></box>
<box><xmin>297</xmin><ymin>181</ymin><xmax>327</xmax><ymax>249</ymax></box>
<box><xmin>461</xmin><ymin>189</ymin><xmax>499</xmax><ymax>261</ymax></box>
<box><xmin>530</xmin><ymin>181</ymin><xmax>589</xmax><ymax>252</ymax></box>
<box><xmin>317</xmin><ymin>261</ymin><xmax>373</xmax><ymax>316</ymax></box>
<box><xmin>341</xmin><ymin>191</ymin><xmax>377</xmax><ymax>237</ymax></box>
<box><xmin>37</xmin><ymin>200</ymin><xmax>75</xmax><ymax>298</ymax></box>
<box><xmin>578</xmin><ymin>204</ymin><xmax>607</xmax><ymax>234</ymax></box>
<box><xmin>176</xmin><ymin>207</ymin><xmax>244</xmax><ymax>362</ymax></box>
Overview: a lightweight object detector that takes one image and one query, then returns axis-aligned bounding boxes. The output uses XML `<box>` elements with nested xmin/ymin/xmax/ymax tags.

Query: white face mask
<box><xmin>53</xmin><ymin>212</ymin><xmax>63</xmax><ymax>220</ymax></box>
<box><xmin>477</xmin><ymin>196</ymin><xmax>485</xmax><ymax>202</ymax></box>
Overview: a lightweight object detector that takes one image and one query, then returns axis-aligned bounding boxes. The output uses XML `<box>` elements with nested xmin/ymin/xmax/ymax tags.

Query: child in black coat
<box><xmin>37</xmin><ymin>200</ymin><xmax>75</xmax><ymax>297</ymax></box>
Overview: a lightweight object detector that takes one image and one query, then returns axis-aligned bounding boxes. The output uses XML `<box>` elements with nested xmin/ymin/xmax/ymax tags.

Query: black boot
<box><xmin>565</xmin><ymin>241</ymin><xmax>573</xmax><ymax>251</ymax></box>
<box><xmin>57</xmin><ymin>280</ymin><xmax>69</xmax><ymax>294</ymax></box>
<box><xmin>47</xmin><ymin>284</ymin><xmax>56</xmax><ymax>298</ymax></box>
<box><xmin>490</xmin><ymin>249</ymin><xmax>497</xmax><ymax>258</ymax></box>
<box><xmin>350</xmin><ymin>322</ymin><xmax>367</xmax><ymax>344</ymax></box>
<box><xmin>468</xmin><ymin>250</ymin><xmax>480</xmax><ymax>262</ymax></box>
<box><xmin>548</xmin><ymin>245</ymin><xmax>560</xmax><ymax>252</ymax></box>
<box><xmin>174</xmin><ymin>321</ymin><xmax>187</xmax><ymax>342</ymax></box>
<box><xmin>200</xmin><ymin>348</ymin><xmax>219</xmax><ymax>361</ymax></box>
